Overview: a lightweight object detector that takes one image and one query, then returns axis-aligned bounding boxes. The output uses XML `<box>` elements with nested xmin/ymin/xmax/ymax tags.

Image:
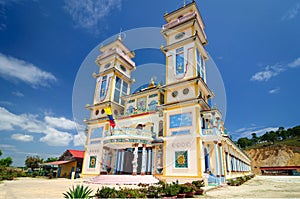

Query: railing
<box><xmin>104</xmin><ymin>128</ymin><xmax>154</xmax><ymax>139</ymax></box>
<box><xmin>202</xmin><ymin>128</ymin><xmax>221</xmax><ymax>136</ymax></box>
<box><xmin>162</xmin><ymin>11</ymin><xmax>196</xmax><ymax>30</ymax></box>
<box><xmin>98</xmin><ymin>48</ymin><xmax>135</xmax><ymax>67</ymax></box>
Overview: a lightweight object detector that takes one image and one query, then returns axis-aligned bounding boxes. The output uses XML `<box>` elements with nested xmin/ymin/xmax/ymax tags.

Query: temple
<box><xmin>81</xmin><ymin>1</ymin><xmax>251</xmax><ymax>184</ymax></box>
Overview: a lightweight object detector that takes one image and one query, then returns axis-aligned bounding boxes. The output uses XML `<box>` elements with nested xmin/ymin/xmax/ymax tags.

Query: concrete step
<box><xmin>87</xmin><ymin>175</ymin><xmax>159</xmax><ymax>185</ymax></box>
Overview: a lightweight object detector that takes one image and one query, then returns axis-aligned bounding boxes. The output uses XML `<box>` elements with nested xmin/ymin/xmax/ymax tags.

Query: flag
<box><xmin>104</xmin><ymin>106</ymin><xmax>115</xmax><ymax>128</ymax></box>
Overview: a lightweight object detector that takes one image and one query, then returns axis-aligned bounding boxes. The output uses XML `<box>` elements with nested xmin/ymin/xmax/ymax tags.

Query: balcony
<box><xmin>202</xmin><ymin>128</ymin><xmax>222</xmax><ymax>141</ymax></box>
<box><xmin>103</xmin><ymin>128</ymin><xmax>154</xmax><ymax>149</ymax></box>
<box><xmin>162</xmin><ymin>11</ymin><xmax>196</xmax><ymax>30</ymax></box>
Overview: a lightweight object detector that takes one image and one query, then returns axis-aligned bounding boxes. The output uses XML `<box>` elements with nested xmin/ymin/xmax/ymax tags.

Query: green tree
<box><xmin>0</xmin><ymin>157</ymin><xmax>13</xmax><ymax>167</ymax></box>
<box><xmin>0</xmin><ymin>149</ymin><xmax>13</xmax><ymax>167</ymax></box>
<box><xmin>237</xmin><ymin>137</ymin><xmax>252</xmax><ymax>149</ymax></box>
<box><xmin>25</xmin><ymin>156</ymin><xmax>43</xmax><ymax>170</ymax></box>
<box><xmin>251</xmin><ymin>133</ymin><xmax>259</xmax><ymax>145</ymax></box>
<box><xmin>44</xmin><ymin>157</ymin><xmax>58</xmax><ymax>163</ymax></box>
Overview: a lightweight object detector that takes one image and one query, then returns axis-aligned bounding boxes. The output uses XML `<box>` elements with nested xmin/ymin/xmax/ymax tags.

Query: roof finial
<box><xmin>118</xmin><ymin>28</ymin><xmax>122</xmax><ymax>41</ymax></box>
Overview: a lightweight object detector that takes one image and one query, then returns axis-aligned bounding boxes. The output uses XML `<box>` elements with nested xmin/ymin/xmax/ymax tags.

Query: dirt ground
<box><xmin>0</xmin><ymin>175</ymin><xmax>299</xmax><ymax>198</ymax></box>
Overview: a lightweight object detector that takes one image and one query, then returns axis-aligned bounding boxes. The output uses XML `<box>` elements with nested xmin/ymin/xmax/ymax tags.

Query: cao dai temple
<box><xmin>81</xmin><ymin>1</ymin><xmax>251</xmax><ymax>184</ymax></box>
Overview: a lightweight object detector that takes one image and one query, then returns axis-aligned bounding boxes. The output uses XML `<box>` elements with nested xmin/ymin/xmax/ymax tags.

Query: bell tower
<box><xmin>161</xmin><ymin>1</ymin><xmax>208</xmax><ymax>84</ymax></box>
<box><xmin>88</xmin><ymin>36</ymin><xmax>135</xmax><ymax>120</ymax></box>
<box><xmin>160</xmin><ymin>1</ymin><xmax>214</xmax><ymax>179</ymax></box>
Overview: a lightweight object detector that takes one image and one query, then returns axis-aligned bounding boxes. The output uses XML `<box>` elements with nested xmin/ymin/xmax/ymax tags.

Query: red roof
<box><xmin>68</xmin><ymin>150</ymin><xmax>84</xmax><ymax>159</ymax></box>
<box><xmin>43</xmin><ymin>160</ymin><xmax>72</xmax><ymax>165</ymax></box>
<box><xmin>260</xmin><ymin>166</ymin><xmax>300</xmax><ymax>170</ymax></box>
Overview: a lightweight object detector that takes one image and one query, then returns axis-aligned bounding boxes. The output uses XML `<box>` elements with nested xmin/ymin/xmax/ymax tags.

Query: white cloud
<box><xmin>235</xmin><ymin>126</ymin><xmax>278</xmax><ymax>138</ymax></box>
<box><xmin>288</xmin><ymin>57</ymin><xmax>300</xmax><ymax>68</ymax></box>
<box><xmin>40</xmin><ymin>127</ymin><xmax>73</xmax><ymax>146</ymax></box>
<box><xmin>12</xmin><ymin>91</ymin><xmax>24</xmax><ymax>97</ymax></box>
<box><xmin>281</xmin><ymin>3</ymin><xmax>300</xmax><ymax>21</ymax></box>
<box><xmin>0</xmin><ymin>106</ymin><xmax>83</xmax><ymax>147</ymax></box>
<box><xmin>0</xmin><ymin>53</ymin><xmax>57</xmax><ymax>87</ymax></box>
<box><xmin>269</xmin><ymin>87</ymin><xmax>280</xmax><ymax>94</ymax></box>
<box><xmin>45</xmin><ymin>116</ymin><xmax>77</xmax><ymax>130</ymax></box>
<box><xmin>63</xmin><ymin>0</ymin><xmax>122</xmax><ymax>32</ymax></box>
<box><xmin>251</xmin><ymin>64</ymin><xmax>284</xmax><ymax>82</ymax></box>
<box><xmin>0</xmin><ymin>144</ymin><xmax>17</xmax><ymax>152</ymax></box>
<box><xmin>73</xmin><ymin>131</ymin><xmax>86</xmax><ymax>146</ymax></box>
<box><xmin>251</xmin><ymin>57</ymin><xmax>300</xmax><ymax>82</ymax></box>
<box><xmin>11</xmin><ymin>133</ymin><xmax>33</xmax><ymax>142</ymax></box>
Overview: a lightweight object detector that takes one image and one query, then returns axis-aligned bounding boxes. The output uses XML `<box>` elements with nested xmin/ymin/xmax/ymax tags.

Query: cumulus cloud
<box><xmin>11</xmin><ymin>133</ymin><xmax>33</xmax><ymax>142</ymax></box>
<box><xmin>45</xmin><ymin>116</ymin><xmax>78</xmax><ymax>130</ymax></box>
<box><xmin>40</xmin><ymin>127</ymin><xmax>73</xmax><ymax>146</ymax></box>
<box><xmin>73</xmin><ymin>131</ymin><xmax>86</xmax><ymax>146</ymax></box>
<box><xmin>0</xmin><ymin>106</ymin><xmax>83</xmax><ymax>146</ymax></box>
<box><xmin>63</xmin><ymin>0</ymin><xmax>122</xmax><ymax>32</ymax></box>
<box><xmin>0</xmin><ymin>53</ymin><xmax>57</xmax><ymax>88</ymax></box>
<box><xmin>251</xmin><ymin>57</ymin><xmax>300</xmax><ymax>82</ymax></box>
<box><xmin>281</xmin><ymin>3</ymin><xmax>300</xmax><ymax>21</ymax></box>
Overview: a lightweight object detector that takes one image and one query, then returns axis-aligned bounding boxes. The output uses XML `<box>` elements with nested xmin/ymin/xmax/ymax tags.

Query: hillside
<box><xmin>246</xmin><ymin>145</ymin><xmax>300</xmax><ymax>175</ymax></box>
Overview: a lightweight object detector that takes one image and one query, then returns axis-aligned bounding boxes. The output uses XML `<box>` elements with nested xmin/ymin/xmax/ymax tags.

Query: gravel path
<box><xmin>0</xmin><ymin>175</ymin><xmax>300</xmax><ymax>198</ymax></box>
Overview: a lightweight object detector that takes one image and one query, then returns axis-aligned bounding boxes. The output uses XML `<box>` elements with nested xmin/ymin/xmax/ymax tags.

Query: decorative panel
<box><xmin>175</xmin><ymin>151</ymin><xmax>188</xmax><ymax>168</ymax></box>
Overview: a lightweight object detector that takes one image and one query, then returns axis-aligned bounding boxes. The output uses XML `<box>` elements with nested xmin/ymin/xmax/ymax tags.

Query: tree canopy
<box><xmin>25</xmin><ymin>156</ymin><xmax>43</xmax><ymax>170</ymax></box>
<box><xmin>237</xmin><ymin>125</ymin><xmax>300</xmax><ymax>149</ymax></box>
<box><xmin>0</xmin><ymin>149</ymin><xmax>13</xmax><ymax>167</ymax></box>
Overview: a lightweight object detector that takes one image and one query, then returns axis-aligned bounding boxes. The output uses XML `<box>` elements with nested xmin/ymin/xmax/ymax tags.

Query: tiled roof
<box><xmin>68</xmin><ymin>149</ymin><xmax>84</xmax><ymax>159</ymax></box>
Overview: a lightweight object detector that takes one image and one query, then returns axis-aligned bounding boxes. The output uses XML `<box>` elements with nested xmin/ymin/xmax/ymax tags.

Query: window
<box><xmin>169</xmin><ymin>112</ymin><xmax>192</xmax><ymax>128</ymax></box>
<box><xmin>176</xmin><ymin>47</ymin><xmax>184</xmax><ymax>75</ymax></box>
<box><xmin>159</xmin><ymin>120</ymin><xmax>164</xmax><ymax>137</ymax></box>
<box><xmin>90</xmin><ymin>127</ymin><xmax>103</xmax><ymax>139</ymax></box>
<box><xmin>113</xmin><ymin>76</ymin><xmax>128</xmax><ymax>105</ymax></box>
<box><xmin>100</xmin><ymin>76</ymin><xmax>107</xmax><ymax>100</ymax></box>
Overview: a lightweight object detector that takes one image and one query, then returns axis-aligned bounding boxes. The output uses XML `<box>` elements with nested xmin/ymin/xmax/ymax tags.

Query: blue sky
<box><xmin>0</xmin><ymin>0</ymin><xmax>299</xmax><ymax>166</ymax></box>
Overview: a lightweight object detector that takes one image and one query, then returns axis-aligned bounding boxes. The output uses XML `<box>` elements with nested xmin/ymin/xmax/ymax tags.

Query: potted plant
<box><xmin>182</xmin><ymin>183</ymin><xmax>196</xmax><ymax>198</ymax></box>
<box><xmin>162</xmin><ymin>183</ymin><xmax>179</xmax><ymax>198</ymax></box>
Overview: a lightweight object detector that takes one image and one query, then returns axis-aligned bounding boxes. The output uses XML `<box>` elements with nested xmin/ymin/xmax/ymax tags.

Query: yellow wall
<box><xmin>59</xmin><ymin>161</ymin><xmax>77</xmax><ymax>178</ymax></box>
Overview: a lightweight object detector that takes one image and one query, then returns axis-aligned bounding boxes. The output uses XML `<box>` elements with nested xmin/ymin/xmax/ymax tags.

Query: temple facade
<box><xmin>81</xmin><ymin>1</ymin><xmax>251</xmax><ymax>184</ymax></box>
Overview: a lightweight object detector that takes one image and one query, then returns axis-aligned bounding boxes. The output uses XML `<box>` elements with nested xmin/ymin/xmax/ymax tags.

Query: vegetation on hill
<box><xmin>237</xmin><ymin>125</ymin><xmax>300</xmax><ymax>149</ymax></box>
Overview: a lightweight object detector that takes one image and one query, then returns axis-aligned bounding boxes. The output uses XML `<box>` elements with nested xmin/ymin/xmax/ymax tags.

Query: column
<box><xmin>141</xmin><ymin>144</ymin><xmax>147</xmax><ymax>175</ymax></box>
<box><xmin>147</xmin><ymin>148</ymin><xmax>152</xmax><ymax>174</ymax></box>
<box><xmin>214</xmin><ymin>141</ymin><xmax>220</xmax><ymax>176</ymax></box>
<box><xmin>132</xmin><ymin>144</ymin><xmax>138</xmax><ymax>175</ymax></box>
<box><xmin>218</xmin><ymin>143</ymin><xmax>225</xmax><ymax>182</ymax></box>
<box><xmin>227</xmin><ymin>151</ymin><xmax>231</xmax><ymax>176</ymax></box>
<box><xmin>120</xmin><ymin>150</ymin><xmax>124</xmax><ymax>174</ymax></box>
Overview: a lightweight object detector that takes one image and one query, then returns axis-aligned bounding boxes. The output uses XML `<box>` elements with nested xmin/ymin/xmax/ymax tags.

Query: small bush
<box><xmin>63</xmin><ymin>185</ymin><xmax>93</xmax><ymax>199</ymax></box>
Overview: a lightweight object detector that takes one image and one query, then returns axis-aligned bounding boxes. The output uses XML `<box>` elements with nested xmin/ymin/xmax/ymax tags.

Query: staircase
<box><xmin>87</xmin><ymin>175</ymin><xmax>159</xmax><ymax>185</ymax></box>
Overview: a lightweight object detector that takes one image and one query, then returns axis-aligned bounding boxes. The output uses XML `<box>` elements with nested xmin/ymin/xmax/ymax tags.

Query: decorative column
<box><xmin>141</xmin><ymin>144</ymin><xmax>147</xmax><ymax>175</ymax></box>
<box><xmin>132</xmin><ymin>144</ymin><xmax>138</xmax><ymax>175</ymax></box>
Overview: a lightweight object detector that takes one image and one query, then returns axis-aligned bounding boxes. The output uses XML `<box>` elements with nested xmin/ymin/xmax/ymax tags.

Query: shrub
<box><xmin>63</xmin><ymin>185</ymin><xmax>93</xmax><ymax>199</ymax></box>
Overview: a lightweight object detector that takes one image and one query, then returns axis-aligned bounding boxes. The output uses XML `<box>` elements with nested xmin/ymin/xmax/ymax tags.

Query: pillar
<box><xmin>141</xmin><ymin>144</ymin><xmax>147</xmax><ymax>175</ymax></box>
<box><xmin>219</xmin><ymin>143</ymin><xmax>225</xmax><ymax>182</ymax></box>
<box><xmin>214</xmin><ymin>141</ymin><xmax>220</xmax><ymax>176</ymax></box>
<box><xmin>147</xmin><ymin>148</ymin><xmax>152</xmax><ymax>174</ymax></box>
<box><xmin>132</xmin><ymin>144</ymin><xmax>138</xmax><ymax>175</ymax></box>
